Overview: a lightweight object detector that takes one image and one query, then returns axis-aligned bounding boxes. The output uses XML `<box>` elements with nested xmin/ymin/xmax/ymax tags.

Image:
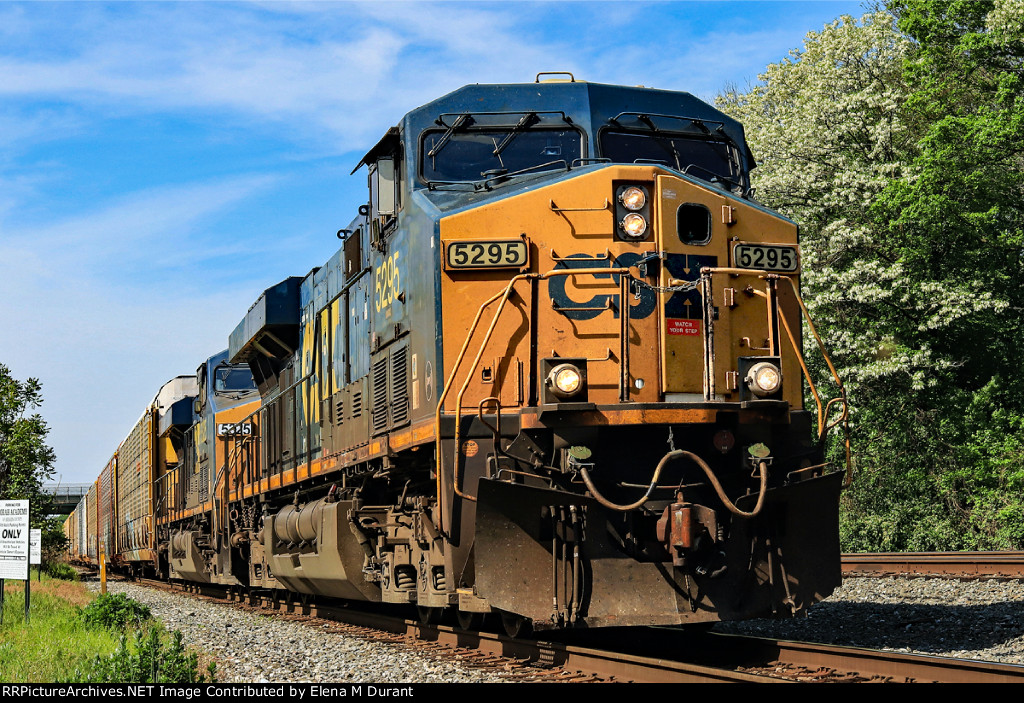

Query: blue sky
<box><xmin>0</xmin><ymin>0</ymin><xmax>869</xmax><ymax>485</ymax></box>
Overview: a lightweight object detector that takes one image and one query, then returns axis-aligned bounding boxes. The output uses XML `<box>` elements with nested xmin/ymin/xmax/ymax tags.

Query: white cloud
<box><xmin>0</xmin><ymin>175</ymin><xmax>285</xmax><ymax>483</ymax></box>
<box><xmin>0</xmin><ymin>3</ymin><xmax>600</xmax><ymax>150</ymax></box>
<box><xmin>0</xmin><ymin>175</ymin><xmax>280</xmax><ymax>283</ymax></box>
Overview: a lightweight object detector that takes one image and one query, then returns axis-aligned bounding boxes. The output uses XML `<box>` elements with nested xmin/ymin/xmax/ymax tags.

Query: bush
<box><xmin>81</xmin><ymin>593</ymin><xmax>151</xmax><ymax>630</ymax></box>
<box><xmin>66</xmin><ymin>626</ymin><xmax>216</xmax><ymax>683</ymax></box>
<box><xmin>43</xmin><ymin>561</ymin><xmax>79</xmax><ymax>581</ymax></box>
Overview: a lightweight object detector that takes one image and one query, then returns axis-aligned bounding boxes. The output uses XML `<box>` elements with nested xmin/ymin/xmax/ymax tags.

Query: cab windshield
<box><xmin>214</xmin><ymin>365</ymin><xmax>256</xmax><ymax>394</ymax></box>
<box><xmin>600</xmin><ymin>131</ymin><xmax>743</xmax><ymax>186</ymax></box>
<box><xmin>422</xmin><ymin>128</ymin><xmax>582</xmax><ymax>182</ymax></box>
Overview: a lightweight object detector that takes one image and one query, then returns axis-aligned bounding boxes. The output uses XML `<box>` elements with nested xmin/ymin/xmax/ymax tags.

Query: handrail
<box><xmin>433</xmin><ymin>274</ymin><xmax>533</xmax><ymax>518</ymax></box>
<box><xmin>435</xmin><ymin>267</ymin><xmax>630</xmax><ymax>522</ymax></box>
<box><xmin>702</xmin><ymin>266</ymin><xmax>850</xmax><ymax>485</ymax></box>
<box><xmin>776</xmin><ymin>301</ymin><xmax>826</xmax><ymax>435</ymax></box>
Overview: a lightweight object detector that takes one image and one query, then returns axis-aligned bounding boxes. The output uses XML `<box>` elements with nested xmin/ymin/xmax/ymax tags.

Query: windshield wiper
<box><xmin>492</xmin><ymin>112</ymin><xmax>540</xmax><ymax>157</ymax></box>
<box><xmin>626</xmin><ymin>114</ymin><xmax>680</xmax><ymax>170</ymax></box>
<box><xmin>681</xmin><ymin>163</ymin><xmax>745</xmax><ymax>193</ymax></box>
<box><xmin>427</xmin><ymin>114</ymin><xmax>475</xmax><ymax>159</ymax></box>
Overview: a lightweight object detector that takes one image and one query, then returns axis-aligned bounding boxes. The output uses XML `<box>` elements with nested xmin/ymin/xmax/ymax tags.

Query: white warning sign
<box><xmin>30</xmin><ymin>528</ymin><xmax>41</xmax><ymax>566</ymax></box>
<box><xmin>0</xmin><ymin>500</ymin><xmax>29</xmax><ymax>580</ymax></box>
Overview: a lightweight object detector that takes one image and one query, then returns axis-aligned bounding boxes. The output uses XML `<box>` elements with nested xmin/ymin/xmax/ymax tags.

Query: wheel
<box><xmin>500</xmin><ymin>611</ymin><xmax>533</xmax><ymax>639</ymax></box>
<box><xmin>456</xmin><ymin>610</ymin><xmax>484</xmax><ymax>631</ymax></box>
<box><xmin>417</xmin><ymin>605</ymin><xmax>443</xmax><ymax>625</ymax></box>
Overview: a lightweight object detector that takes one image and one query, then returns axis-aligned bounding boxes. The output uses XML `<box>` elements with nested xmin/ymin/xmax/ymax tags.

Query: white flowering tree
<box><xmin>718</xmin><ymin>2</ymin><xmax>1024</xmax><ymax>550</ymax></box>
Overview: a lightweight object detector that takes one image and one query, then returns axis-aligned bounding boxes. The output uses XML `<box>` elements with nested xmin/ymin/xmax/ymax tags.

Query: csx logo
<box><xmin>548</xmin><ymin>252</ymin><xmax>714</xmax><ymax>321</ymax></box>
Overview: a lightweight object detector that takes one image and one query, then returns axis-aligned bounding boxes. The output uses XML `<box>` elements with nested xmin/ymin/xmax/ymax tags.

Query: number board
<box><xmin>732</xmin><ymin>242</ymin><xmax>800</xmax><ymax>273</ymax></box>
<box><xmin>217</xmin><ymin>422</ymin><xmax>254</xmax><ymax>437</ymax></box>
<box><xmin>445</xmin><ymin>239</ymin><xmax>529</xmax><ymax>270</ymax></box>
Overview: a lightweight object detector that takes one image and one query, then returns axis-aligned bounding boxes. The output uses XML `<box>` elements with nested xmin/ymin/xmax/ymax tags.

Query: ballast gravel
<box><xmin>90</xmin><ymin>577</ymin><xmax>1024</xmax><ymax>682</ymax></box>
<box><xmin>86</xmin><ymin>582</ymin><xmax>509</xmax><ymax>683</ymax></box>
<box><xmin>713</xmin><ymin>576</ymin><xmax>1024</xmax><ymax>665</ymax></box>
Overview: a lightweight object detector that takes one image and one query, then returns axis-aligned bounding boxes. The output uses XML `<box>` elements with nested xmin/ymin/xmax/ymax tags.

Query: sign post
<box><xmin>30</xmin><ymin>528</ymin><xmax>40</xmax><ymax>581</ymax></box>
<box><xmin>0</xmin><ymin>500</ymin><xmax>30</xmax><ymax>624</ymax></box>
<box><xmin>27</xmin><ymin>528</ymin><xmax>40</xmax><ymax>622</ymax></box>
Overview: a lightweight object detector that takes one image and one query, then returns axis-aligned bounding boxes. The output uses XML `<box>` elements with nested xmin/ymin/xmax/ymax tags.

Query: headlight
<box><xmin>548</xmin><ymin>363</ymin><xmax>583</xmax><ymax>399</ymax></box>
<box><xmin>618</xmin><ymin>186</ymin><xmax>646</xmax><ymax>211</ymax></box>
<box><xmin>745</xmin><ymin>362</ymin><xmax>781</xmax><ymax>397</ymax></box>
<box><xmin>620</xmin><ymin>213</ymin><xmax>647</xmax><ymax>238</ymax></box>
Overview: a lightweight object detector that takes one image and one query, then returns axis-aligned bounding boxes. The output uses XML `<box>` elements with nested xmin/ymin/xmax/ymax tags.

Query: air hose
<box><xmin>579</xmin><ymin>449</ymin><xmax>768</xmax><ymax>518</ymax></box>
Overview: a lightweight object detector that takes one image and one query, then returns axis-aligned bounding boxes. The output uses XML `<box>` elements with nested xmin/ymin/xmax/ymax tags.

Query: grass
<box><xmin>0</xmin><ymin>574</ymin><xmax>122</xmax><ymax>682</ymax></box>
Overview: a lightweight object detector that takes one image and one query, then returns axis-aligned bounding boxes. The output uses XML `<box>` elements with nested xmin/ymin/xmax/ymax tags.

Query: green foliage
<box><xmin>81</xmin><ymin>593</ymin><xmax>152</xmax><ymax>630</ymax></box>
<box><xmin>43</xmin><ymin>561</ymin><xmax>80</xmax><ymax>581</ymax></box>
<box><xmin>67</xmin><ymin>626</ymin><xmax>216</xmax><ymax>684</ymax></box>
<box><xmin>0</xmin><ymin>363</ymin><xmax>56</xmax><ymax>524</ymax></box>
<box><xmin>0</xmin><ymin>580</ymin><xmax>214</xmax><ymax>683</ymax></box>
<box><xmin>41</xmin><ymin>514</ymin><xmax>70</xmax><ymax>562</ymax></box>
<box><xmin>718</xmin><ymin>3</ymin><xmax>1024</xmax><ymax>550</ymax></box>
<box><xmin>0</xmin><ymin>578</ymin><xmax>121</xmax><ymax>683</ymax></box>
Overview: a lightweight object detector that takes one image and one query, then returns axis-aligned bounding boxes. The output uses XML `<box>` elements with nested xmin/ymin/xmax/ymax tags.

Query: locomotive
<box><xmin>69</xmin><ymin>74</ymin><xmax>849</xmax><ymax>634</ymax></box>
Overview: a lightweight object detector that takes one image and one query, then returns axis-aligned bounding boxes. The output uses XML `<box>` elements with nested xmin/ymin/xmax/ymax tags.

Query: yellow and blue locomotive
<box><xmin>218</xmin><ymin>74</ymin><xmax>848</xmax><ymax>631</ymax></box>
<box><xmin>71</xmin><ymin>75</ymin><xmax>848</xmax><ymax>634</ymax></box>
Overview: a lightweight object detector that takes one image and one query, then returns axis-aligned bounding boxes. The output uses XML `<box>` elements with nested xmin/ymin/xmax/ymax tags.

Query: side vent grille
<box><xmin>351</xmin><ymin>389</ymin><xmax>362</xmax><ymax>418</ymax></box>
<box><xmin>372</xmin><ymin>357</ymin><xmax>389</xmax><ymax>434</ymax></box>
<box><xmin>391</xmin><ymin>346</ymin><xmax>410</xmax><ymax>428</ymax></box>
<box><xmin>198</xmin><ymin>464</ymin><xmax>209</xmax><ymax>502</ymax></box>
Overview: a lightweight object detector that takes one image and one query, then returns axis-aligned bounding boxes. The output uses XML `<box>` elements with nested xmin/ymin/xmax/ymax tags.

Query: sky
<box><xmin>0</xmin><ymin>0</ymin><xmax>870</xmax><ymax>486</ymax></box>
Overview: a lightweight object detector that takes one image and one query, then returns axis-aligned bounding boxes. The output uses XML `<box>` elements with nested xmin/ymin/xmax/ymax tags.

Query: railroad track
<box><xmin>842</xmin><ymin>551</ymin><xmax>1024</xmax><ymax>579</ymax></box>
<box><xmin>128</xmin><ymin>577</ymin><xmax>1024</xmax><ymax>683</ymax></box>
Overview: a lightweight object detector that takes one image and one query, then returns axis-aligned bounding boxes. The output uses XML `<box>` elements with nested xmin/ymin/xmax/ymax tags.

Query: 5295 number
<box><xmin>733</xmin><ymin>243</ymin><xmax>800</xmax><ymax>273</ymax></box>
<box><xmin>445</xmin><ymin>240</ymin><xmax>528</xmax><ymax>269</ymax></box>
<box><xmin>375</xmin><ymin>251</ymin><xmax>401</xmax><ymax>313</ymax></box>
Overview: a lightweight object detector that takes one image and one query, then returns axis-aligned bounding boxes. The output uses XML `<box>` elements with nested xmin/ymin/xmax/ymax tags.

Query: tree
<box><xmin>879</xmin><ymin>0</ymin><xmax>1024</xmax><ymax>548</ymax></box>
<box><xmin>717</xmin><ymin>4</ymin><xmax>1024</xmax><ymax>550</ymax></box>
<box><xmin>0</xmin><ymin>363</ymin><xmax>57</xmax><ymax>524</ymax></box>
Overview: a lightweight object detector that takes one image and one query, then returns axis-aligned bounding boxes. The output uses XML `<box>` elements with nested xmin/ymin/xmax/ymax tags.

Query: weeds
<box><xmin>81</xmin><ymin>593</ymin><xmax>152</xmax><ymax>629</ymax></box>
<box><xmin>42</xmin><ymin>562</ymin><xmax>79</xmax><ymax>581</ymax></box>
<box><xmin>67</xmin><ymin>627</ymin><xmax>216</xmax><ymax>683</ymax></box>
<box><xmin>0</xmin><ymin>578</ymin><xmax>121</xmax><ymax>682</ymax></box>
<box><xmin>1</xmin><ymin>580</ymin><xmax>214</xmax><ymax>683</ymax></box>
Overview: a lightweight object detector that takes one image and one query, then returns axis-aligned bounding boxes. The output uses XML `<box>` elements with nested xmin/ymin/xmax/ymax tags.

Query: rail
<box><xmin>136</xmin><ymin>577</ymin><xmax>1024</xmax><ymax>683</ymax></box>
<box><xmin>842</xmin><ymin>551</ymin><xmax>1024</xmax><ymax>579</ymax></box>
